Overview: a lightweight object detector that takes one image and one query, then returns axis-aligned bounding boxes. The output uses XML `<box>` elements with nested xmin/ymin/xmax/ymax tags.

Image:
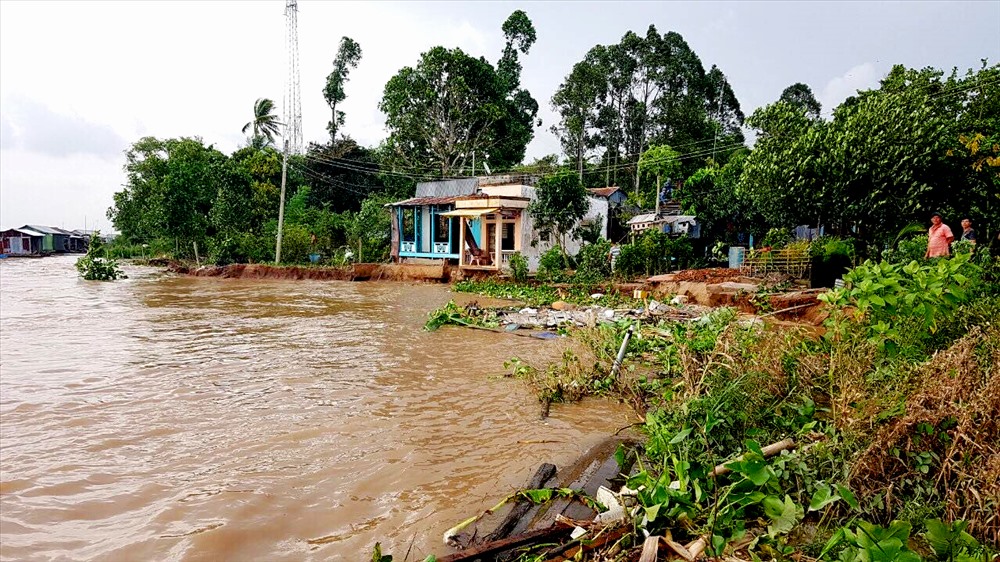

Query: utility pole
<box><xmin>275</xmin><ymin>140</ymin><xmax>289</xmax><ymax>264</ymax></box>
<box><xmin>655</xmin><ymin>175</ymin><xmax>661</xmax><ymax>216</ymax></box>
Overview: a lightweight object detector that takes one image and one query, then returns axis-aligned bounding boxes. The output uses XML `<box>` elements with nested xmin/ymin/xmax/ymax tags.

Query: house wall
<box><xmin>516</xmin><ymin>190</ymin><xmax>609</xmax><ymax>272</ymax></box>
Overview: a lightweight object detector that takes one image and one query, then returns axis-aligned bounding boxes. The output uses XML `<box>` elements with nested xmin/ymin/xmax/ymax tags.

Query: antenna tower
<box><xmin>283</xmin><ymin>0</ymin><xmax>303</xmax><ymax>154</ymax></box>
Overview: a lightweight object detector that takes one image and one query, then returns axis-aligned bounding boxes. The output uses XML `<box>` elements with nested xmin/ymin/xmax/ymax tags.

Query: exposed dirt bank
<box><xmin>166</xmin><ymin>260</ymin><xmax>459</xmax><ymax>282</ymax></box>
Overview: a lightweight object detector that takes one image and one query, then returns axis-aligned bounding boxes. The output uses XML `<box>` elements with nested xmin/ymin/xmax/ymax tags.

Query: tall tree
<box><xmin>779</xmin><ymin>82</ymin><xmax>822</xmax><ymax>120</ymax></box>
<box><xmin>241</xmin><ymin>98</ymin><xmax>282</xmax><ymax>148</ymax></box>
<box><xmin>551</xmin><ymin>53</ymin><xmax>605</xmax><ymax>181</ymax></box>
<box><xmin>380</xmin><ymin>11</ymin><xmax>539</xmax><ymax>176</ymax></box>
<box><xmin>323</xmin><ymin>37</ymin><xmax>363</xmax><ymax>142</ymax></box>
<box><xmin>527</xmin><ymin>172</ymin><xmax>589</xmax><ymax>265</ymax></box>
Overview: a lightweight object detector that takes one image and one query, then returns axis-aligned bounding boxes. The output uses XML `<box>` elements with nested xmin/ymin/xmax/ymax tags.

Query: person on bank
<box><xmin>925</xmin><ymin>212</ymin><xmax>954</xmax><ymax>258</ymax></box>
<box><xmin>961</xmin><ymin>218</ymin><xmax>977</xmax><ymax>246</ymax></box>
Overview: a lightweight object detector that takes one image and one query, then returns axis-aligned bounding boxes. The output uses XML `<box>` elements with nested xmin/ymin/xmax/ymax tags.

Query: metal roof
<box><xmin>627</xmin><ymin>214</ymin><xmax>697</xmax><ymax>225</ymax></box>
<box><xmin>21</xmin><ymin>225</ymin><xmax>67</xmax><ymax>235</ymax></box>
<box><xmin>587</xmin><ymin>187</ymin><xmax>622</xmax><ymax>198</ymax></box>
<box><xmin>388</xmin><ymin>195</ymin><xmax>461</xmax><ymax>207</ymax></box>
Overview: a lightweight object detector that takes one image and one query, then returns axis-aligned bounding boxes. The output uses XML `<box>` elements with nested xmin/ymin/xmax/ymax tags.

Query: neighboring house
<box><xmin>627</xmin><ymin>208</ymin><xmax>701</xmax><ymax>238</ymax></box>
<box><xmin>21</xmin><ymin>225</ymin><xmax>71</xmax><ymax>253</ymax></box>
<box><xmin>587</xmin><ymin>187</ymin><xmax>628</xmax><ymax>206</ymax></box>
<box><xmin>1</xmin><ymin>228</ymin><xmax>44</xmax><ymax>255</ymax></box>
<box><xmin>388</xmin><ymin>175</ymin><xmax>609</xmax><ymax>272</ymax></box>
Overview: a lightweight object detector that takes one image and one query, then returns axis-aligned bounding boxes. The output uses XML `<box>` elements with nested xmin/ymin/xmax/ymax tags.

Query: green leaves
<box><xmin>762</xmin><ymin>494</ymin><xmax>802</xmax><ymax>537</ymax></box>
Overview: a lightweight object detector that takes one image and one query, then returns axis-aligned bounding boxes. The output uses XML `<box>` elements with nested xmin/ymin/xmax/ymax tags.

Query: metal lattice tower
<box><xmin>283</xmin><ymin>0</ymin><xmax>303</xmax><ymax>154</ymax></box>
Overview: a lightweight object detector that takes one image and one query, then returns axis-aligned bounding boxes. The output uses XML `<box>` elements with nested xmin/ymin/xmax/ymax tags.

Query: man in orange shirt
<box><xmin>925</xmin><ymin>212</ymin><xmax>954</xmax><ymax>258</ymax></box>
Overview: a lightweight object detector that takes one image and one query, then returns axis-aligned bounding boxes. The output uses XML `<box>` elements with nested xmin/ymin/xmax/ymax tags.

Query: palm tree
<box><xmin>242</xmin><ymin>98</ymin><xmax>282</xmax><ymax>147</ymax></box>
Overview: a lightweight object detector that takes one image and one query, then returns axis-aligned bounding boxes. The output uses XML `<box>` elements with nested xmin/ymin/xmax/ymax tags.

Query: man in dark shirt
<box><xmin>961</xmin><ymin>218</ymin><xmax>977</xmax><ymax>246</ymax></box>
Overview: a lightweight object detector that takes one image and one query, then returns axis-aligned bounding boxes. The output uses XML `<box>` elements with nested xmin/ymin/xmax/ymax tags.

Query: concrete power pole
<box><xmin>275</xmin><ymin>140</ymin><xmax>289</xmax><ymax>264</ymax></box>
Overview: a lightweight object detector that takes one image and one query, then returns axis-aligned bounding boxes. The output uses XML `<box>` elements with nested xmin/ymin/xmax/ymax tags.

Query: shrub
<box><xmin>507</xmin><ymin>251</ymin><xmax>528</xmax><ymax>282</ymax></box>
<box><xmin>537</xmin><ymin>246</ymin><xmax>567</xmax><ymax>282</ymax></box>
<box><xmin>574</xmin><ymin>240</ymin><xmax>612</xmax><ymax>283</ymax></box>
<box><xmin>761</xmin><ymin>227</ymin><xmax>792</xmax><ymax>249</ymax></box>
<box><xmin>75</xmin><ymin>232</ymin><xmax>125</xmax><ymax>281</ymax></box>
<box><xmin>614</xmin><ymin>230</ymin><xmax>695</xmax><ymax>278</ymax></box>
<box><xmin>883</xmin><ymin>235</ymin><xmax>928</xmax><ymax>264</ymax></box>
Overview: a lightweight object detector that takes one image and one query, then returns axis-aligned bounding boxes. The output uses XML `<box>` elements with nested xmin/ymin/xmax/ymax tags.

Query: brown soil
<box><xmin>166</xmin><ymin>261</ymin><xmax>458</xmax><ymax>282</ymax></box>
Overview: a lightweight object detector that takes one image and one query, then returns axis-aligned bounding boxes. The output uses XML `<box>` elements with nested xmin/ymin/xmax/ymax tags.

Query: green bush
<box><xmin>75</xmin><ymin>232</ymin><xmax>125</xmax><ymax>281</ymax></box>
<box><xmin>574</xmin><ymin>240</ymin><xmax>612</xmax><ymax>283</ymax></box>
<box><xmin>615</xmin><ymin>230</ymin><xmax>694</xmax><ymax>278</ymax></box>
<box><xmin>819</xmin><ymin>253</ymin><xmax>977</xmax><ymax>352</ymax></box>
<box><xmin>537</xmin><ymin>246</ymin><xmax>568</xmax><ymax>282</ymax></box>
<box><xmin>883</xmin><ymin>235</ymin><xmax>928</xmax><ymax>264</ymax></box>
<box><xmin>508</xmin><ymin>251</ymin><xmax>529</xmax><ymax>282</ymax></box>
<box><xmin>761</xmin><ymin>227</ymin><xmax>792</xmax><ymax>249</ymax></box>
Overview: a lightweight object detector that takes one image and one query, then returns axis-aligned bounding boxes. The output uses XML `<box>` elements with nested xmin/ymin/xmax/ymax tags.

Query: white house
<box><xmin>388</xmin><ymin>175</ymin><xmax>608</xmax><ymax>272</ymax></box>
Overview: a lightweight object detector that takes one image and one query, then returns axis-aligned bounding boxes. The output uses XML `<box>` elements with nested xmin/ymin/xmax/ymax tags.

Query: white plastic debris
<box><xmin>519</xmin><ymin>307</ymin><xmax>538</xmax><ymax>315</ymax></box>
<box><xmin>594</xmin><ymin>485</ymin><xmax>625</xmax><ymax>524</ymax></box>
<box><xmin>591</xmin><ymin>293</ymin><xmax>604</xmax><ymax>299</ymax></box>
<box><xmin>603</xmin><ymin>309</ymin><xmax>615</xmax><ymax>319</ymax></box>
<box><xmin>570</xmin><ymin>526</ymin><xmax>588</xmax><ymax>540</ymax></box>
<box><xmin>670</xmin><ymin>295</ymin><xmax>689</xmax><ymax>305</ymax></box>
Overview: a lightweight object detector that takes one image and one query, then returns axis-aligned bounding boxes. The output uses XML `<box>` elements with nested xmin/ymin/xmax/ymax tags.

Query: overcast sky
<box><xmin>1</xmin><ymin>1</ymin><xmax>998</xmax><ymax>231</ymax></box>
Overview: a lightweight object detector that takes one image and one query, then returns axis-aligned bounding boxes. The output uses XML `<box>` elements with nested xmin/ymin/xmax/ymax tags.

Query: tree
<box><xmin>380</xmin><ymin>11</ymin><xmax>538</xmax><ymax>176</ymax></box>
<box><xmin>323</xmin><ymin>37</ymin><xmax>362</xmax><ymax>142</ymax></box>
<box><xmin>241</xmin><ymin>98</ymin><xmax>282</xmax><ymax>148</ymax></box>
<box><xmin>527</xmin><ymin>172</ymin><xmax>589</xmax><ymax>265</ymax></box>
<box><xmin>107</xmin><ymin>137</ymin><xmax>226</xmax><ymax>256</ymax></box>
<box><xmin>779</xmin><ymin>83</ymin><xmax>822</xmax><ymax>120</ymax></box>
<box><xmin>555</xmin><ymin>27</ymin><xmax>745</xmax><ymax>192</ymax></box>
<box><xmin>551</xmin><ymin>53</ymin><xmax>605</xmax><ymax>181</ymax></box>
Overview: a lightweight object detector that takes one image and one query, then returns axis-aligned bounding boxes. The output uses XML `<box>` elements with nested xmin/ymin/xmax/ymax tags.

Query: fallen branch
<box><xmin>710</xmin><ymin>439</ymin><xmax>796</xmax><ymax>477</ymax></box>
<box><xmin>757</xmin><ymin>303</ymin><xmax>817</xmax><ymax>318</ymax></box>
<box><xmin>437</xmin><ymin>525</ymin><xmax>571</xmax><ymax>562</ymax></box>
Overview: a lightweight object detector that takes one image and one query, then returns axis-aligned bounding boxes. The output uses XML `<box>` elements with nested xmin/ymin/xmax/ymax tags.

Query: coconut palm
<box><xmin>241</xmin><ymin>98</ymin><xmax>282</xmax><ymax>147</ymax></box>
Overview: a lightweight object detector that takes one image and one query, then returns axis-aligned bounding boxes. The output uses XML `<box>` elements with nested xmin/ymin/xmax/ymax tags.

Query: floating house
<box><xmin>20</xmin><ymin>225</ymin><xmax>71</xmax><ymax>253</ymax></box>
<box><xmin>0</xmin><ymin>228</ymin><xmax>44</xmax><ymax>255</ymax></box>
<box><xmin>388</xmin><ymin>175</ymin><xmax>608</xmax><ymax>272</ymax></box>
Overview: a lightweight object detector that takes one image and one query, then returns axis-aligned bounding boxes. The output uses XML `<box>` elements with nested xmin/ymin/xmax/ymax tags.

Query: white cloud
<box><xmin>817</xmin><ymin>63</ymin><xmax>882</xmax><ymax>117</ymax></box>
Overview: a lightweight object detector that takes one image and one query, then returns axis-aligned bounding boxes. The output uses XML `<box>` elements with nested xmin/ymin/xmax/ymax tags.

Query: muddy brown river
<box><xmin>0</xmin><ymin>256</ymin><xmax>633</xmax><ymax>561</ymax></box>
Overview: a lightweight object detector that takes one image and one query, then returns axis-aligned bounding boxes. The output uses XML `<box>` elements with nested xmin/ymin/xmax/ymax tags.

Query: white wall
<box><xmin>514</xmin><ymin>187</ymin><xmax>609</xmax><ymax>272</ymax></box>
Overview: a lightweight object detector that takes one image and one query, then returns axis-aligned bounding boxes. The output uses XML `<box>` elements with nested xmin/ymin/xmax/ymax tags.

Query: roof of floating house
<box><xmin>21</xmin><ymin>224</ymin><xmax>66</xmax><ymax>235</ymax></box>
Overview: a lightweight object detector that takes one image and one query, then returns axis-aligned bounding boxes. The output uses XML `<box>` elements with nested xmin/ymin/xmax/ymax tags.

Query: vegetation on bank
<box><xmin>75</xmin><ymin>231</ymin><xmax>126</xmax><ymax>281</ymax></box>
<box><xmin>424</xmin><ymin>249</ymin><xmax>1000</xmax><ymax>560</ymax></box>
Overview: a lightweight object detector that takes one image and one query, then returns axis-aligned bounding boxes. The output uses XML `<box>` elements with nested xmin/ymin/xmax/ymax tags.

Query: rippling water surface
<box><xmin>0</xmin><ymin>256</ymin><xmax>632</xmax><ymax>561</ymax></box>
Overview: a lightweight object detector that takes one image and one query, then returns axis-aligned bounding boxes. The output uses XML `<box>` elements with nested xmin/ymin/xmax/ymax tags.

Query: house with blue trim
<box><xmin>388</xmin><ymin>176</ymin><xmax>608</xmax><ymax>272</ymax></box>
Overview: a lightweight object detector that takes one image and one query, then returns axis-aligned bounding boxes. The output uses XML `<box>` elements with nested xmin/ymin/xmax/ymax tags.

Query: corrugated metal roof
<box><xmin>414</xmin><ymin>178</ymin><xmax>479</xmax><ymax>198</ymax></box>
<box><xmin>22</xmin><ymin>225</ymin><xmax>65</xmax><ymax>235</ymax></box>
<box><xmin>627</xmin><ymin>214</ymin><xmax>697</xmax><ymax>225</ymax></box>
<box><xmin>587</xmin><ymin>187</ymin><xmax>622</xmax><ymax>198</ymax></box>
<box><xmin>14</xmin><ymin>228</ymin><xmax>45</xmax><ymax>237</ymax></box>
<box><xmin>389</xmin><ymin>196</ymin><xmax>461</xmax><ymax>206</ymax></box>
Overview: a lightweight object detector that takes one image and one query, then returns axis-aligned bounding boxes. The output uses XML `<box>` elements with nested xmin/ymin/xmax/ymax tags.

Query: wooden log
<box><xmin>437</xmin><ymin>526</ymin><xmax>570</xmax><ymax>562</ymax></box>
<box><xmin>686</xmin><ymin>536</ymin><xmax>707</xmax><ymax>560</ymax></box>
<box><xmin>710</xmin><ymin>438</ymin><xmax>796</xmax><ymax>478</ymax></box>
<box><xmin>482</xmin><ymin>463</ymin><xmax>557</xmax><ymax>543</ymax></box>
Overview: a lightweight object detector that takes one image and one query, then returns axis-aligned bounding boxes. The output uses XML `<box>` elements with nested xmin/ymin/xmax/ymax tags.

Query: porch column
<box><xmin>458</xmin><ymin>218</ymin><xmax>466</xmax><ymax>266</ymax></box>
<box><xmin>494</xmin><ymin>217</ymin><xmax>502</xmax><ymax>269</ymax></box>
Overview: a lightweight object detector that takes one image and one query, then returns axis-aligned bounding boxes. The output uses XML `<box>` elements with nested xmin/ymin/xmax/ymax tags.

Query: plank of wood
<box><xmin>481</xmin><ymin>463</ymin><xmax>557</xmax><ymax>543</ymax></box>
<box><xmin>436</xmin><ymin>526</ymin><xmax>570</xmax><ymax>562</ymax></box>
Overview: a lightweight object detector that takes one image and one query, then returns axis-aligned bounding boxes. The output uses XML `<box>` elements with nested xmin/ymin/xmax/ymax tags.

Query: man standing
<box><xmin>925</xmin><ymin>212</ymin><xmax>955</xmax><ymax>258</ymax></box>
<box><xmin>960</xmin><ymin>218</ymin><xmax>977</xmax><ymax>246</ymax></box>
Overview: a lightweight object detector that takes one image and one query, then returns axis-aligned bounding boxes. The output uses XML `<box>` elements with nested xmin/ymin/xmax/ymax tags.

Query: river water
<box><xmin>0</xmin><ymin>255</ymin><xmax>633</xmax><ymax>561</ymax></box>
